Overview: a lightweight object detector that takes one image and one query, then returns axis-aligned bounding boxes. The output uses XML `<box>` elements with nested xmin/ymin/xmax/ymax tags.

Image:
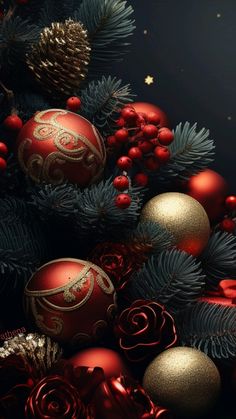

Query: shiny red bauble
<box><xmin>113</xmin><ymin>175</ymin><xmax>129</xmax><ymax>191</ymax></box>
<box><xmin>225</xmin><ymin>195</ymin><xmax>236</xmax><ymax>212</ymax></box>
<box><xmin>4</xmin><ymin>114</ymin><xmax>23</xmax><ymax>131</ymax></box>
<box><xmin>154</xmin><ymin>146</ymin><xmax>171</xmax><ymax>164</ymax></box>
<box><xmin>115</xmin><ymin>193</ymin><xmax>132</xmax><ymax>209</ymax></box>
<box><xmin>117</xmin><ymin>156</ymin><xmax>133</xmax><ymax>170</ymax></box>
<box><xmin>17</xmin><ymin>109</ymin><xmax>106</xmax><ymax>186</ymax></box>
<box><xmin>24</xmin><ymin>258</ymin><xmax>116</xmax><ymax>345</ymax></box>
<box><xmin>131</xmin><ymin>102</ymin><xmax>170</xmax><ymax>128</ymax></box>
<box><xmin>68</xmin><ymin>347</ymin><xmax>130</xmax><ymax>379</ymax></box>
<box><xmin>143</xmin><ymin>124</ymin><xmax>158</xmax><ymax>140</ymax></box>
<box><xmin>158</xmin><ymin>128</ymin><xmax>174</xmax><ymax>146</ymax></box>
<box><xmin>186</xmin><ymin>169</ymin><xmax>228</xmax><ymax>222</ymax></box>
<box><xmin>147</xmin><ymin>112</ymin><xmax>161</xmax><ymax>125</ymax></box>
<box><xmin>128</xmin><ymin>147</ymin><xmax>143</xmax><ymax>160</ymax></box>
<box><xmin>66</xmin><ymin>96</ymin><xmax>82</xmax><ymax>112</ymax></box>
<box><xmin>115</xmin><ymin>129</ymin><xmax>129</xmax><ymax>143</ymax></box>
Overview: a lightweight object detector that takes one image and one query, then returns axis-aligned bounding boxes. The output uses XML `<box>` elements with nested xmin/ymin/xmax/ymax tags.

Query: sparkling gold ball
<box><xmin>143</xmin><ymin>347</ymin><xmax>221</xmax><ymax>418</ymax></box>
<box><xmin>140</xmin><ymin>192</ymin><xmax>210</xmax><ymax>256</ymax></box>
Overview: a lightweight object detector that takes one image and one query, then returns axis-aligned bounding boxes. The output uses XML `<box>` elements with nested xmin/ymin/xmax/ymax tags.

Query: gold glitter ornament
<box><xmin>0</xmin><ymin>333</ymin><xmax>62</xmax><ymax>379</ymax></box>
<box><xmin>27</xmin><ymin>19</ymin><xmax>91</xmax><ymax>98</ymax></box>
<box><xmin>143</xmin><ymin>347</ymin><xmax>221</xmax><ymax>418</ymax></box>
<box><xmin>140</xmin><ymin>192</ymin><xmax>210</xmax><ymax>256</ymax></box>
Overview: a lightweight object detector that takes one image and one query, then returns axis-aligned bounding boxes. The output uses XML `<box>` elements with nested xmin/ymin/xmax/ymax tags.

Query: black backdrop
<box><xmin>113</xmin><ymin>0</ymin><xmax>236</xmax><ymax>190</ymax></box>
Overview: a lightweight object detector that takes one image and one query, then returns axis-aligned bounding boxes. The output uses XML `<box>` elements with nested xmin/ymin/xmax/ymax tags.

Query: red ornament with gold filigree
<box><xmin>16</xmin><ymin>109</ymin><xmax>106</xmax><ymax>186</ymax></box>
<box><xmin>24</xmin><ymin>258</ymin><xmax>116</xmax><ymax>345</ymax></box>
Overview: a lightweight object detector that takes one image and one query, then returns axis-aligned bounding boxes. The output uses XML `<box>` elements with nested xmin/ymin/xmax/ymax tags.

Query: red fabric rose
<box><xmin>25</xmin><ymin>375</ymin><xmax>88</xmax><ymax>419</ymax></box>
<box><xmin>115</xmin><ymin>300</ymin><xmax>177</xmax><ymax>362</ymax></box>
<box><xmin>90</xmin><ymin>242</ymin><xmax>143</xmax><ymax>289</ymax></box>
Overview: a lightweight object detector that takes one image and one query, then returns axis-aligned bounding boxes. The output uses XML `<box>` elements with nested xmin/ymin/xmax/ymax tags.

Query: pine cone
<box><xmin>27</xmin><ymin>19</ymin><xmax>91</xmax><ymax>98</ymax></box>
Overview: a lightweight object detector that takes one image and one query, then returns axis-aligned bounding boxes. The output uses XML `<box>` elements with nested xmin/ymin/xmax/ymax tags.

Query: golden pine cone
<box><xmin>27</xmin><ymin>19</ymin><xmax>91</xmax><ymax>98</ymax></box>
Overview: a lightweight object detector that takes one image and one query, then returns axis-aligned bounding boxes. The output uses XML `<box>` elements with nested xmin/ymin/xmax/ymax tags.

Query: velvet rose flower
<box><xmin>25</xmin><ymin>375</ymin><xmax>88</xmax><ymax>419</ymax></box>
<box><xmin>115</xmin><ymin>300</ymin><xmax>177</xmax><ymax>362</ymax></box>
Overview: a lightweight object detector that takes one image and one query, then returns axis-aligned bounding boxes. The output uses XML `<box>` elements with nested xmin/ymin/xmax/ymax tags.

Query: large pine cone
<box><xmin>27</xmin><ymin>19</ymin><xmax>91</xmax><ymax>98</ymax></box>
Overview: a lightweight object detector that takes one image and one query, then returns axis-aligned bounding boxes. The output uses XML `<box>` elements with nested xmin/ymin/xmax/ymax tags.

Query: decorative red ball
<box><xmin>144</xmin><ymin>156</ymin><xmax>160</xmax><ymax>171</ymax></box>
<box><xmin>115</xmin><ymin>193</ymin><xmax>132</xmax><ymax>209</ymax></box>
<box><xmin>114</xmin><ymin>128</ymin><xmax>129</xmax><ymax>143</ymax></box>
<box><xmin>133</xmin><ymin>172</ymin><xmax>148</xmax><ymax>187</ymax></box>
<box><xmin>113</xmin><ymin>175</ymin><xmax>129</xmax><ymax>191</ymax></box>
<box><xmin>68</xmin><ymin>347</ymin><xmax>130</xmax><ymax>379</ymax></box>
<box><xmin>186</xmin><ymin>169</ymin><xmax>229</xmax><ymax>222</ymax></box>
<box><xmin>0</xmin><ymin>142</ymin><xmax>8</xmax><ymax>156</ymax></box>
<box><xmin>220</xmin><ymin>218</ymin><xmax>236</xmax><ymax>233</ymax></box>
<box><xmin>138</xmin><ymin>140</ymin><xmax>153</xmax><ymax>154</ymax></box>
<box><xmin>0</xmin><ymin>157</ymin><xmax>7</xmax><ymax>171</ymax></box>
<box><xmin>24</xmin><ymin>258</ymin><xmax>116</xmax><ymax>345</ymax></box>
<box><xmin>66</xmin><ymin>96</ymin><xmax>82</xmax><ymax>112</ymax></box>
<box><xmin>154</xmin><ymin>146</ymin><xmax>171</xmax><ymax>164</ymax></box>
<box><xmin>131</xmin><ymin>102</ymin><xmax>170</xmax><ymax>128</ymax></box>
<box><xmin>16</xmin><ymin>109</ymin><xmax>106</xmax><ymax>186</ymax></box>
<box><xmin>225</xmin><ymin>195</ymin><xmax>236</xmax><ymax>212</ymax></box>
<box><xmin>4</xmin><ymin>114</ymin><xmax>23</xmax><ymax>132</ymax></box>
<box><xmin>143</xmin><ymin>124</ymin><xmax>158</xmax><ymax>140</ymax></box>
<box><xmin>117</xmin><ymin>156</ymin><xmax>132</xmax><ymax>170</ymax></box>
<box><xmin>128</xmin><ymin>146</ymin><xmax>143</xmax><ymax>160</ymax></box>
<box><xmin>158</xmin><ymin>128</ymin><xmax>174</xmax><ymax>146</ymax></box>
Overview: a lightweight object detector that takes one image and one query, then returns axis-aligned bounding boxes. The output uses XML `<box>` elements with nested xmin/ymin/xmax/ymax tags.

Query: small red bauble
<box><xmin>154</xmin><ymin>146</ymin><xmax>171</xmax><ymax>164</ymax></box>
<box><xmin>24</xmin><ymin>258</ymin><xmax>116</xmax><ymax>345</ymax></box>
<box><xmin>186</xmin><ymin>169</ymin><xmax>228</xmax><ymax>222</ymax></box>
<box><xmin>0</xmin><ymin>142</ymin><xmax>8</xmax><ymax>156</ymax></box>
<box><xmin>68</xmin><ymin>347</ymin><xmax>130</xmax><ymax>379</ymax></box>
<box><xmin>115</xmin><ymin>193</ymin><xmax>132</xmax><ymax>209</ymax></box>
<box><xmin>138</xmin><ymin>140</ymin><xmax>153</xmax><ymax>154</ymax></box>
<box><xmin>0</xmin><ymin>157</ymin><xmax>7</xmax><ymax>171</ymax></box>
<box><xmin>117</xmin><ymin>156</ymin><xmax>133</xmax><ymax>170</ymax></box>
<box><xmin>113</xmin><ymin>175</ymin><xmax>129</xmax><ymax>191</ymax></box>
<box><xmin>131</xmin><ymin>102</ymin><xmax>170</xmax><ymax>128</ymax></box>
<box><xmin>128</xmin><ymin>147</ymin><xmax>143</xmax><ymax>160</ymax></box>
<box><xmin>4</xmin><ymin>114</ymin><xmax>23</xmax><ymax>131</ymax></box>
<box><xmin>134</xmin><ymin>172</ymin><xmax>148</xmax><ymax>187</ymax></box>
<box><xmin>225</xmin><ymin>195</ymin><xmax>236</xmax><ymax>212</ymax></box>
<box><xmin>144</xmin><ymin>156</ymin><xmax>160</xmax><ymax>171</ymax></box>
<box><xmin>158</xmin><ymin>128</ymin><xmax>174</xmax><ymax>146</ymax></box>
<box><xmin>220</xmin><ymin>218</ymin><xmax>236</xmax><ymax>233</ymax></box>
<box><xmin>17</xmin><ymin>109</ymin><xmax>106</xmax><ymax>186</ymax></box>
<box><xmin>147</xmin><ymin>112</ymin><xmax>161</xmax><ymax>125</ymax></box>
<box><xmin>143</xmin><ymin>124</ymin><xmax>158</xmax><ymax>140</ymax></box>
<box><xmin>66</xmin><ymin>96</ymin><xmax>82</xmax><ymax>112</ymax></box>
<box><xmin>114</xmin><ymin>128</ymin><xmax>129</xmax><ymax>143</ymax></box>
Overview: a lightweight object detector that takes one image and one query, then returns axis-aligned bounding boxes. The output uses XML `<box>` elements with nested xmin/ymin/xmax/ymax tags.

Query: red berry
<box><xmin>66</xmin><ymin>96</ymin><xmax>81</xmax><ymax>112</ymax></box>
<box><xmin>138</xmin><ymin>140</ymin><xmax>153</xmax><ymax>154</ymax></box>
<box><xmin>0</xmin><ymin>142</ymin><xmax>8</xmax><ymax>156</ymax></box>
<box><xmin>144</xmin><ymin>156</ymin><xmax>160</xmax><ymax>171</ymax></box>
<box><xmin>113</xmin><ymin>175</ymin><xmax>129</xmax><ymax>191</ymax></box>
<box><xmin>134</xmin><ymin>173</ymin><xmax>148</xmax><ymax>187</ymax></box>
<box><xmin>154</xmin><ymin>146</ymin><xmax>171</xmax><ymax>164</ymax></box>
<box><xmin>220</xmin><ymin>218</ymin><xmax>236</xmax><ymax>233</ymax></box>
<box><xmin>115</xmin><ymin>193</ymin><xmax>132</xmax><ymax>209</ymax></box>
<box><xmin>225</xmin><ymin>196</ymin><xmax>236</xmax><ymax>211</ymax></box>
<box><xmin>147</xmin><ymin>112</ymin><xmax>161</xmax><ymax>125</ymax></box>
<box><xmin>0</xmin><ymin>157</ymin><xmax>7</xmax><ymax>171</ymax></box>
<box><xmin>116</xmin><ymin>118</ymin><xmax>125</xmax><ymax>127</ymax></box>
<box><xmin>128</xmin><ymin>147</ymin><xmax>143</xmax><ymax>160</ymax></box>
<box><xmin>121</xmin><ymin>107</ymin><xmax>137</xmax><ymax>123</ymax></box>
<box><xmin>143</xmin><ymin>124</ymin><xmax>158</xmax><ymax>139</ymax></box>
<box><xmin>117</xmin><ymin>156</ymin><xmax>133</xmax><ymax>170</ymax></box>
<box><xmin>107</xmin><ymin>136</ymin><xmax>117</xmax><ymax>147</ymax></box>
<box><xmin>4</xmin><ymin>114</ymin><xmax>23</xmax><ymax>131</ymax></box>
<box><xmin>115</xmin><ymin>129</ymin><xmax>129</xmax><ymax>143</ymax></box>
<box><xmin>158</xmin><ymin>128</ymin><xmax>174</xmax><ymax>145</ymax></box>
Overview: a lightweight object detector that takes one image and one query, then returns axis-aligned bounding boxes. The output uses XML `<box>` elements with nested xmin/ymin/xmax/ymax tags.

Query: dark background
<box><xmin>115</xmin><ymin>0</ymin><xmax>236</xmax><ymax>191</ymax></box>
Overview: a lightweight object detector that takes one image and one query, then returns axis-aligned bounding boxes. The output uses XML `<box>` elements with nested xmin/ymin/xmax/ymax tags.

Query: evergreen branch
<box><xmin>200</xmin><ymin>231</ymin><xmax>236</xmax><ymax>290</ymax></box>
<box><xmin>179</xmin><ymin>301</ymin><xmax>236</xmax><ymax>360</ymax></box>
<box><xmin>128</xmin><ymin>249</ymin><xmax>205</xmax><ymax>313</ymax></box>
<box><xmin>158</xmin><ymin>122</ymin><xmax>215</xmax><ymax>184</ymax></box>
<box><xmin>76</xmin><ymin>0</ymin><xmax>135</xmax><ymax>69</ymax></box>
<box><xmin>80</xmin><ymin>76</ymin><xmax>134</xmax><ymax>135</ymax></box>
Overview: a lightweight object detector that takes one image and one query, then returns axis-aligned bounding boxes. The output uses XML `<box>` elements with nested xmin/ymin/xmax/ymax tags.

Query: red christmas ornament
<box><xmin>225</xmin><ymin>195</ymin><xmax>236</xmax><ymax>212</ymax></box>
<box><xmin>128</xmin><ymin>147</ymin><xmax>143</xmax><ymax>160</ymax></box>
<box><xmin>24</xmin><ymin>258</ymin><xmax>116</xmax><ymax>345</ymax></box>
<box><xmin>115</xmin><ymin>193</ymin><xmax>132</xmax><ymax>209</ymax></box>
<box><xmin>131</xmin><ymin>102</ymin><xmax>170</xmax><ymax>128</ymax></box>
<box><xmin>0</xmin><ymin>157</ymin><xmax>7</xmax><ymax>171</ymax></box>
<box><xmin>143</xmin><ymin>124</ymin><xmax>158</xmax><ymax>140</ymax></box>
<box><xmin>113</xmin><ymin>175</ymin><xmax>129</xmax><ymax>191</ymax></box>
<box><xmin>220</xmin><ymin>218</ymin><xmax>236</xmax><ymax>233</ymax></box>
<box><xmin>154</xmin><ymin>146</ymin><xmax>171</xmax><ymax>164</ymax></box>
<box><xmin>66</xmin><ymin>96</ymin><xmax>82</xmax><ymax>112</ymax></box>
<box><xmin>144</xmin><ymin>156</ymin><xmax>160</xmax><ymax>171</ymax></box>
<box><xmin>186</xmin><ymin>169</ymin><xmax>228</xmax><ymax>222</ymax></box>
<box><xmin>0</xmin><ymin>142</ymin><xmax>8</xmax><ymax>156</ymax></box>
<box><xmin>4</xmin><ymin>114</ymin><xmax>23</xmax><ymax>132</ymax></box>
<box><xmin>115</xmin><ymin>128</ymin><xmax>129</xmax><ymax>143</ymax></box>
<box><xmin>158</xmin><ymin>128</ymin><xmax>174</xmax><ymax>146</ymax></box>
<box><xmin>68</xmin><ymin>347</ymin><xmax>130</xmax><ymax>379</ymax></box>
<box><xmin>17</xmin><ymin>109</ymin><xmax>106</xmax><ymax>186</ymax></box>
<box><xmin>117</xmin><ymin>156</ymin><xmax>133</xmax><ymax>170</ymax></box>
<box><xmin>133</xmin><ymin>172</ymin><xmax>148</xmax><ymax>187</ymax></box>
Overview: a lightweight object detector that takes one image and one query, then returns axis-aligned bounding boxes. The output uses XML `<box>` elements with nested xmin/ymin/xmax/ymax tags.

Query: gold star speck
<box><xmin>145</xmin><ymin>75</ymin><xmax>154</xmax><ymax>85</ymax></box>
<box><xmin>143</xmin><ymin>29</ymin><xmax>148</xmax><ymax>35</ymax></box>
<box><xmin>217</xmin><ymin>13</ymin><xmax>221</xmax><ymax>18</ymax></box>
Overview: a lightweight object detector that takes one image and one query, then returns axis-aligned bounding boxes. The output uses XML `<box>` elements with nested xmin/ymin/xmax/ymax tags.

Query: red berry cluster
<box><xmin>0</xmin><ymin>141</ymin><xmax>8</xmax><ymax>172</ymax></box>
<box><xmin>108</xmin><ymin>105</ymin><xmax>174</xmax><ymax>209</ymax></box>
<box><xmin>220</xmin><ymin>195</ymin><xmax>236</xmax><ymax>233</ymax></box>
